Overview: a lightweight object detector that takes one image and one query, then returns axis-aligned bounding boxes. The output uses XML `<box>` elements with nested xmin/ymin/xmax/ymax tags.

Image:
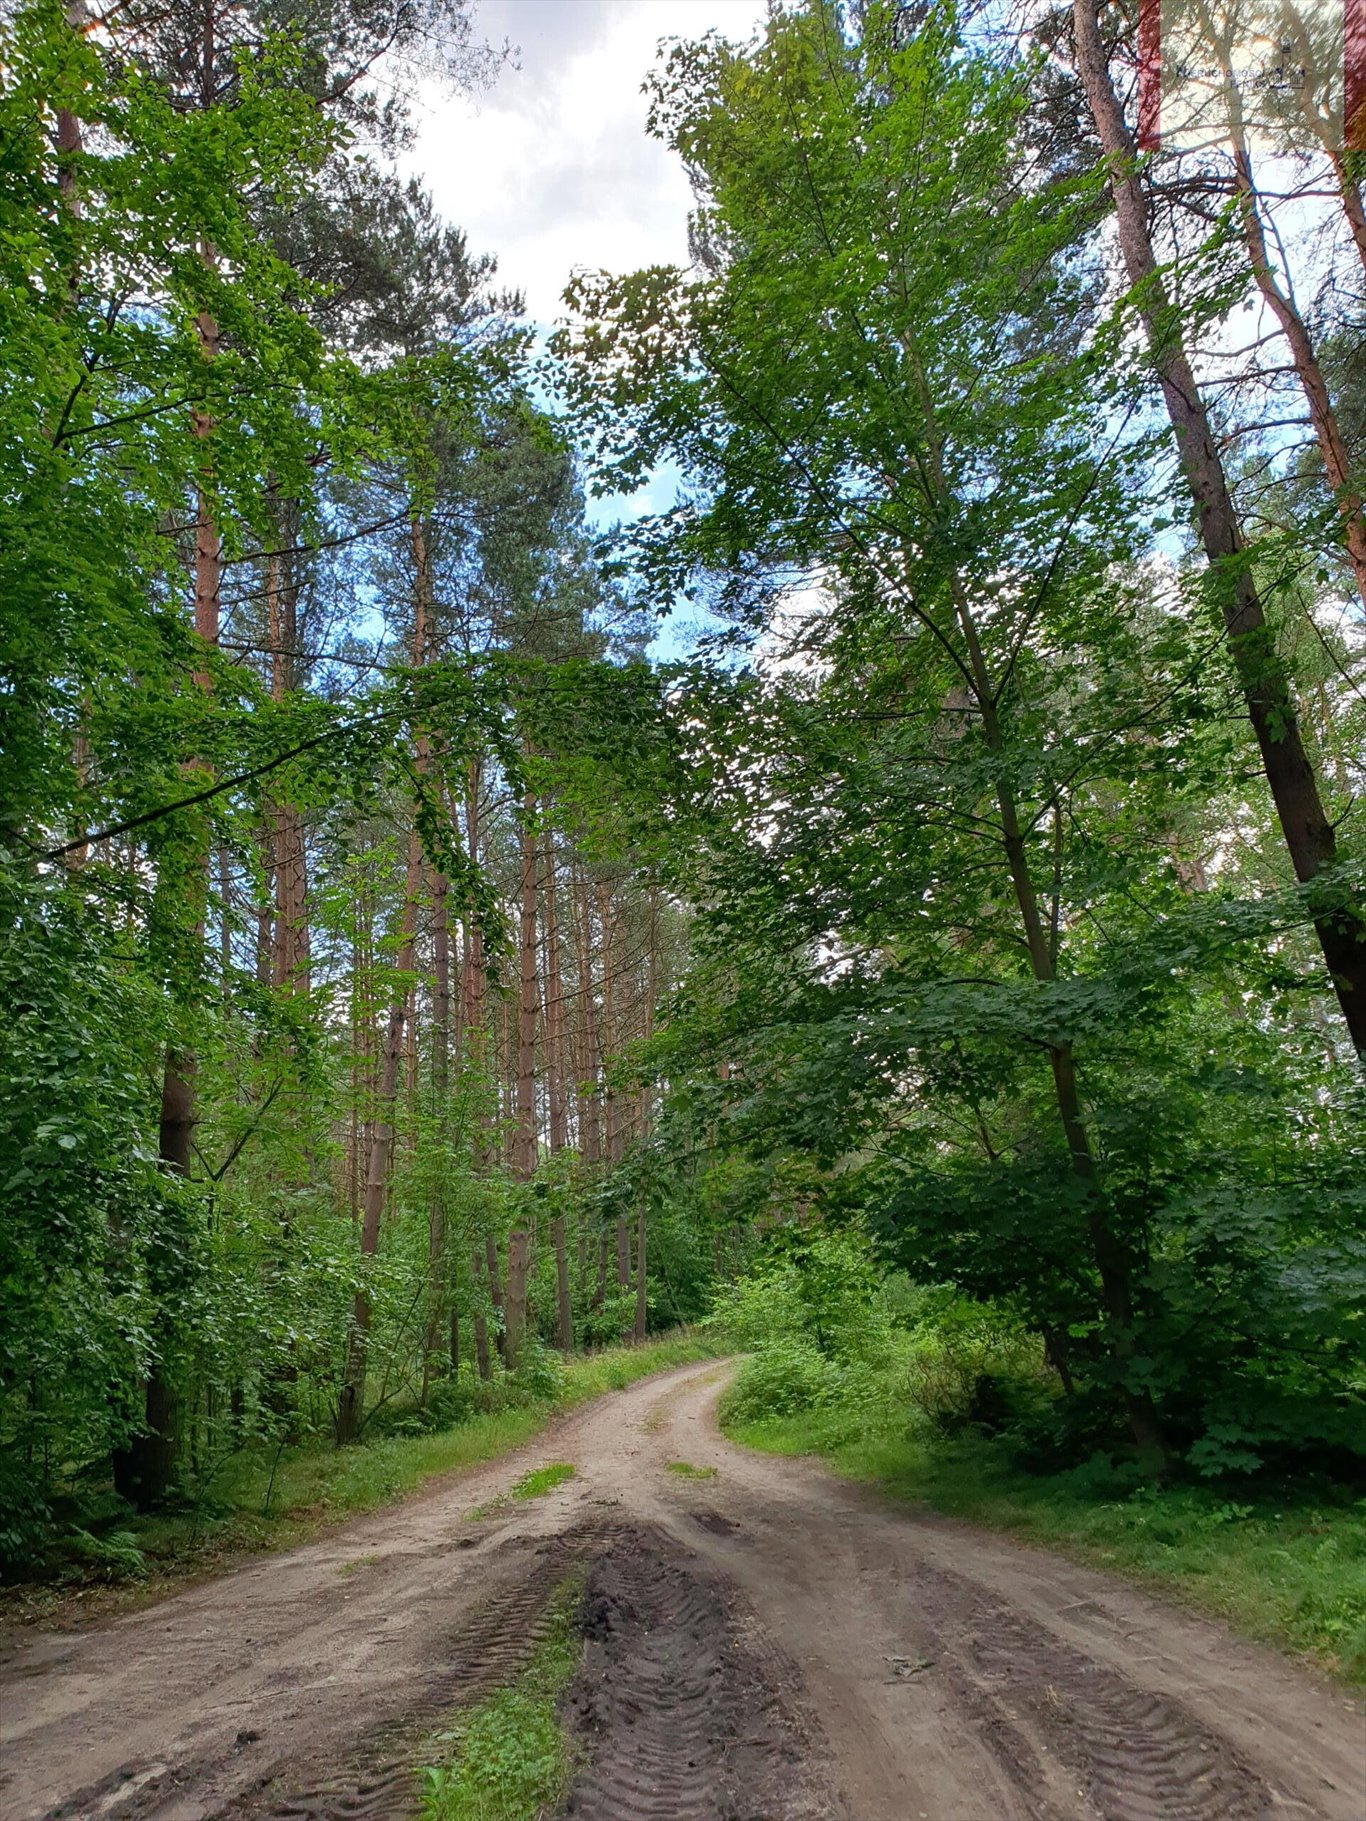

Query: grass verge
<box><xmin>418</xmin><ymin>1575</ymin><xmax>583</xmax><ymax>1821</ymax></box>
<box><xmin>728</xmin><ymin>1408</ymin><xmax>1366</xmax><ymax>1684</ymax></box>
<box><xmin>4</xmin><ymin>1331</ymin><xmax>718</xmax><ymax>1624</ymax></box>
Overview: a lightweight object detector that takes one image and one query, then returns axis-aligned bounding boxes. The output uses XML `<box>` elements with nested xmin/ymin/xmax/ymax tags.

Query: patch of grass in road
<box><xmin>418</xmin><ymin>1577</ymin><xmax>583</xmax><ymax>1821</ymax></box>
<box><xmin>512</xmin><ymin>1463</ymin><xmax>576</xmax><ymax>1500</ymax></box>
<box><xmin>4</xmin><ymin>1332</ymin><xmax>721</xmax><ymax>1624</ymax></box>
<box><xmin>336</xmin><ymin>1553</ymin><xmax>378</xmax><ymax>1575</ymax></box>
<box><xmin>665</xmin><ymin>1460</ymin><xmax>717</xmax><ymax>1480</ymax></box>
<box><xmin>470</xmin><ymin>1462</ymin><xmax>576</xmax><ymax>1521</ymax></box>
<box><xmin>729</xmin><ymin>1411</ymin><xmax>1366</xmax><ymax>1684</ymax></box>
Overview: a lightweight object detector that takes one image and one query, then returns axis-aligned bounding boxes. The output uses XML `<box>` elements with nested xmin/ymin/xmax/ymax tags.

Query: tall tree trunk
<box><xmin>598</xmin><ymin>882</ymin><xmax>631</xmax><ymax>1293</ymax></box>
<box><xmin>119</xmin><ymin>215</ymin><xmax>223</xmax><ymax>1506</ymax></box>
<box><xmin>336</xmin><ymin>512</ymin><xmax>431</xmax><ymax>1439</ymax></box>
<box><xmin>336</xmin><ymin>831</ymin><xmax>420</xmax><ymax>1442</ymax></box>
<box><xmin>421</xmin><ymin>857</ymin><xmax>451</xmax><ymax>1402</ymax></box>
<box><xmin>633</xmin><ymin>888</ymin><xmax>659</xmax><ymax>1345</ymax></box>
<box><xmin>542</xmin><ymin>831</ymin><xmax>574</xmax><ymax>1350</ymax></box>
<box><xmin>505</xmin><ymin>794</ymin><xmax>541</xmax><ymax>1368</ymax></box>
<box><xmin>470</xmin><ymin>1246</ymin><xmax>492</xmax><ymax>1380</ymax></box>
<box><xmin>1224</xmin><ymin>139</ymin><xmax>1366</xmax><ymax>607</ymax></box>
<box><xmin>633</xmin><ymin>1202</ymin><xmax>647</xmax><ymax>1342</ymax></box>
<box><xmin>902</xmin><ymin>320</ymin><xmax>1168</xmax><ymax>1467</ymax></box>
<box><xmin>460</xmin><ymin>761</ymin><xmax>499</xmax><ymax>1376</ymax></box>
<box><xmin>573</xmin><ymin>865</ymin><xmax>603</xmax><ymax>1172</ymax></box>
<box><xmin>1072</xmin><ymin>0</ymin><xmax>1366</xmax><ymax>1061</ymax></box>
<box><xmin>266</xmin><ymin>506</ymin><xmax>309</xmax><ymax>994</ymax></box>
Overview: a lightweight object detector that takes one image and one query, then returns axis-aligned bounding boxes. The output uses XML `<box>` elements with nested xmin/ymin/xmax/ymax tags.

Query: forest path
<box><xmin>1</xmin><ymin>1360</ymin><xmax>1361</xmax><ymax>1821</ymax></box>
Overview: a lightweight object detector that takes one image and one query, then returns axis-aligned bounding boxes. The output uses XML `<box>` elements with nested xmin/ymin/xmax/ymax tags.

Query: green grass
<box><xmin>7</xmin><ymin>1331</ymin><xmax>720</xmax><ymax>1620</ymax></box>
<box><xmin>729</xmin><ymin>1410</ymin><xmax>1366</xmax><ymax>1684</ymax></box>
<box><xmin>512</xmin><ymin>1462</ymin><xmax>576</xmax><ymax>1499</ymax></box>
<box><xmin>418</xmin><ymin>1576</ymin><xmax>583</xmax><ymax>1821</ymax></box>
<box><xmin>470</xmin><ymin>1461</ymin><xmax>576</xmax><ymax>1520</ymax></box>
<box><xmin>664</xmin><ymin>1460</ymin><xmax>717</xmax><ymax>1480</ymax></box>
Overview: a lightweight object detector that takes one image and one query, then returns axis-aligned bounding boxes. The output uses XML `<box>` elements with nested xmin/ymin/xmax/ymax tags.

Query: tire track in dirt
<box><xmin>35</xmin><ymin>1523</ymin><xmax>629</xmax><ymax>1821</ymax></box>
<box><xmin>938</xmin><ymin>1590</ymin><xmax>1279</xmax><ymax>1820</ymax></box>
<box><xmin>5</xmin><ymin>1360</ymin><xmax>1363</xmax><ymax>1821</ymax></box>
<box><xmin>648</xmin><ymin>1366</ymin><xmax>1366</xmax><ymax>1821</ymax></box>
<box><xmin>559</xmin><ymin>1525</ymin><xmax>836</xmax><ymax>1821</ymax></box>
<box><xmin>248</xmin><ymin>1530</ymin><xmax>600</xmax><ymax>1821</ymax></box>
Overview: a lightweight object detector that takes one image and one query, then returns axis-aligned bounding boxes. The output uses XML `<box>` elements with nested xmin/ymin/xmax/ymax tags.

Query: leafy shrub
<box><xmin>577</xmin><ymin>1291</ymin><xmax>635</xmax><ymax>1350</ymax></box>
<box><xmin>710</xmin><ymin>1222</ymin><xmax>895</xmax><ymax>1364</ymax></box>
<box><xmin>0</xmin><ymin>1462</ymin><xmax>51</xmax><ymax>1576</ymax></box>
<box><xmin>516</xmin><ymin>1337</ymin><xmax>568</xmax><ymax>1402</ymax></box>
<box><xmin>723</xmin><ymin>1337</ymin><xmax>836</xmax><ymax>1422</ymax></box>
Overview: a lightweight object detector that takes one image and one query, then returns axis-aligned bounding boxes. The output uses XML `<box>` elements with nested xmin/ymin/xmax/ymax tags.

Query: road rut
<box><xmin>1</xmin><ymin>1361</ymin><xmax>1361</xmax><ymax>1821</ymax></box>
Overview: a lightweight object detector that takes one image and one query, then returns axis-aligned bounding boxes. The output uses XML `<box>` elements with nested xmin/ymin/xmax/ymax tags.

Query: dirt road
<box><xmin>2</xmin><ymin>1361</ymin><xmax>1361</xmax><ymax>1821</ymax></box>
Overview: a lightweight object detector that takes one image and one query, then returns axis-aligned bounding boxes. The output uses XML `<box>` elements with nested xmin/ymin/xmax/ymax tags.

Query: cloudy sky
<box><xmin>410</xmin><ymin>0</ymin><xmax>766</xmax><ymax>327</ymax></box>
<box><xmin>406</xmin><ymin>1</ymin><xmax>767</xmax><ymax>642</ymax></box>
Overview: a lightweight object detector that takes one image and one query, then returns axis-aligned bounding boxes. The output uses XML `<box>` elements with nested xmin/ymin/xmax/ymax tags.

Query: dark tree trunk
<box><xmin>1072</xmin><ymin>0</ymin><xmax>1366</xmax><ymax>1062</ymax></box>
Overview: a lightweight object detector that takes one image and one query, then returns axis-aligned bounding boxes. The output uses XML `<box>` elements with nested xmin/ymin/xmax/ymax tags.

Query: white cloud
<box><xmin>408</xmin><ymin>0</ymin><xmax>766</xmax><ymax>326</ymax></box>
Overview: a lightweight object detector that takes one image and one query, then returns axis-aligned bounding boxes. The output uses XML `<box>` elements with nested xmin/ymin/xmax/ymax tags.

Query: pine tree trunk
<box><xmin>336</xmin><ymin>832</ymin><xmax>420</xmax><ymax>1442</ymax></box>
<box><xmin>266</xmin><ymin>507</ymin><xmax>309</xmax><ymax>993</ymax></box>
<box><xmin>1225</xmin><ymin>142</ymin><xmax>1366</xmax><ymax>606</ymax></box>
<box><xmin>634</xmin><ymin>1204</ymin><xmax>647</xmax><ymax>1341</ymax></box>
<box><xmin>505</xmin><ymin>795</ymin><xmax>541</xmax><ymax>1368</ymax></box>
<box><xmin>421</xmin><ymin>859</ymin><xmax>450</xmax><ymax>1403</ymax></box>
<box><xmin>337</xmin><ymin>516</ymin><xmax>431</xmax><ymax>1440</ymax></box>
<box><xmin>573</xmin><ymin>866</ymin><xmax>603</xmax><ymax>1171</ymax></box>
<box><xmin>1072</xmin><ymin>0</ymin><xmax>1366</xmax><ymax>1061</ymax></box>
<box><xmin>542</xmin><ymin>832</ymin><xmax>574</xmax><ymax>1350</ymax></box>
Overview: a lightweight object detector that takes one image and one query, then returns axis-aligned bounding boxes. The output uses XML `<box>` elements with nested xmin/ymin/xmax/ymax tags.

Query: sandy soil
<box><xmin>1</xmin><ymin>1360</ymin><xmax>1361</xmax><ymax>1821</ymax></box>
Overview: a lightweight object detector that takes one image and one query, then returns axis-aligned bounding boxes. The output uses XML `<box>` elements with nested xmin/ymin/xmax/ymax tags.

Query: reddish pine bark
<box><xmin>1072</xmin><ymin>0</ymin><xmax>1366</xmax><ymax>1061</ymax></box>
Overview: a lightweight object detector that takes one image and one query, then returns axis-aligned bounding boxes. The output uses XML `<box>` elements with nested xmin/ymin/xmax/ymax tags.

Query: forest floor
<box><xmin>2</xmin><ymin>1358</ymin><xmax>1362</xmax><ymax>1821</ymax></box>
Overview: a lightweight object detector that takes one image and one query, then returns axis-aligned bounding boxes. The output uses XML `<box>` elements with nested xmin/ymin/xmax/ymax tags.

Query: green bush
<box><xmin>709</xmin><ymin>1223</ymin><xmax>895</xmax><ymax>1364</ymax></box>
<box><xmin>723</xmin><ymin>1337</ymin><xmax>835</xmax><ymax>1422</ymax></box>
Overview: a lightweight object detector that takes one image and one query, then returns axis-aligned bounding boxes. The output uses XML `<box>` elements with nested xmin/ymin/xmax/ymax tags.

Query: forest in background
<box><xmin>1</xmin><ymin>0</ymin><xmax>1363</xmax><ymax>1599</ymax></box>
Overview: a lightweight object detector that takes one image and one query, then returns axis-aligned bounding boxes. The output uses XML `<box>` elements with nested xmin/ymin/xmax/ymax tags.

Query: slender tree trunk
<box><xmin>337</xmin><ymin>513</ymin><xmax>432</xmax><ymax>1439</ymax></box>
<box><xmin>598</xmin><ymin>882</ymin><xmax>631</xmax><ymax>1293</ymax></box>
<box><xmin>634</xmin><ymin>888</ymin><xmax>659</xmax><ymax>1344</ymax></box>
<box><xmin>470</xmin><ymin>1246</ymin><xmax>492</xmax><ymax>1381</ymax></box>
<box><xmin>594</xmin><ymin>1228</ymin><xmax>610</xmax><ymax>1313</ymax></box>
<box><xmin>505</xmin><ymin>794</ymin><xmax>541</xmax><ymax>1367</ymax></box>
<box><xmin>119</xmin><ymin>207</ymin><xmax>224</xmax><ymax>1506</ymax></box>
<box><xmin>633</xmin><ymin>1202</ymin><xmax>647</xmax><ymax>1342</ymax></box>
<box><xmin>336</xmin><ymin>832</ymin><xmax>420</xmax><ymax>1442</ymax></box>
<box><xmin>459</xmin><ymin>754</ymin><xmax>498</xmax><ymax>1371</ymax></box>
<box><xmin>1072</xmin><ymin>0</ymin><xmax>1366</xmax><ymax>1060</ymax></box>
<box><xmin>542</xmin><ymin>831</ymin><xmax>573</xmax><ymax>1350</ymax></box>
<box><xmin>902</xmin><ymin>317</ymin><xmax>1168</xmax><ymax>1466</ymax></box>
<box><xmin>574</xmin><ymin>866</ymin><xmax>603</xmax><ymax>1172</ymax></box>
<box><xmin>266</xmin><ymin>507</ymin><xmax>309</xmax><ymax>993</ymax></box>
<box><xmin>421</xmin><ymin>858</ymin><xmax>451</xmax><ymax>1403</ymax></box>
<box><xmin>1225</xmin><ymin>141</ymin><xmax>1366</xmax><ymax>606</ymax></box>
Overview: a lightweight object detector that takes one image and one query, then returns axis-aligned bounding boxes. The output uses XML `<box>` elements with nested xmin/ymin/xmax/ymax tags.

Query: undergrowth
<box><xmin>713</xmin><ymin>1230</ymin><xmax>1366</xmax><ymax>1683</ymax></box>
<box><xmin>418</xmin><ymin>1576</ymin><xmax>583</xmax><ymax>1821</ymax></box>
<box><xmin>6</xmin><ymin>1331</ymin><xmax>717</xmax><ymax>1613</ymax></box>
